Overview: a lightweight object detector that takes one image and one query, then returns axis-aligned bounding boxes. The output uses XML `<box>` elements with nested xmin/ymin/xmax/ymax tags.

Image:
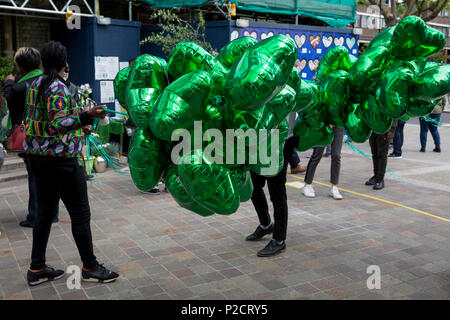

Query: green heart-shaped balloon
<box><xmin>391</xmin><ymin>16</ymin><xmax>446</xmax><ymax>60</ymax></box>
<box><xmin>362</xmin><ymin>95</ymin><xmax>393</xmax><ymax>134</ymax></box>
<box><xmin>294</xmin><ymin>120</ymin><xmax>333</xmax><ymax>152</ymax></box>
<box><xmin>344</xmin><ymin>103</ymin><xmax>373</xmax><ymax>143</ymax></box>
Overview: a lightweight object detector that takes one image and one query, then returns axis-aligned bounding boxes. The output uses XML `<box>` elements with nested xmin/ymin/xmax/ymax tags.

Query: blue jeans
<box><xmin>393</xmin><ymin>120</ymin><xmax>406</xmax><ymax>155</ymax></box>
<box><xmin>419</xmin><ymin>114</ymin><xmax>441</xmax><ymax>150</ymax></box>
<box><xmin>25</xmin><ymin>158</ymin><xmax>59</xmax><ymax>224</ymax></box>
<box><xmin>290</xmin><ymin>150</ymin><xmax>300</xmax><ymax>168</ymax></box>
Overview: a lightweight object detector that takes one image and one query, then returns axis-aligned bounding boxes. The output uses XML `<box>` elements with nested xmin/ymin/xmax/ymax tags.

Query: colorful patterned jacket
<box><xmin>24</xmin><ymin>75</ymin><xmax>92</xmax><ymax>158</ymax></box>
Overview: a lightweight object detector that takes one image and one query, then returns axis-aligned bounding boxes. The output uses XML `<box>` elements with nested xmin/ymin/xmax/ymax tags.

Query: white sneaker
<box><xmin>330</xmin><ymin>186</ymin><xmax>343</xmax><ymax>200</ymax></box>
<box><xmin>303</xmin><ymin>184</ymin><xmax>315</xmax><ymax>197</ymax></box>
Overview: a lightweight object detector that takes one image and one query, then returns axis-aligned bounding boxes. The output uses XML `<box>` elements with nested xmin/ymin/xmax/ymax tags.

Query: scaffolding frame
<box><xmin>0</xmin><ymin>0</ymin><xmax>97</xmax><ymax>18</ymax></box>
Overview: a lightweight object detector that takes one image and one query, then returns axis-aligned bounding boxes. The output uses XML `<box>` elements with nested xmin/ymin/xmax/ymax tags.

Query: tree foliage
<box><xmin>358</xmin><ymin>0</ymin><xmax>450</xmax><ymax>26</ymax></box>
<box><xmin>140</xmin><ymin>9</ymin><xmax>216</xmax><ymax>56</ymax></box>
<box><xmin>0</xmin><ymin>56</ymin><xmax>15</xmax><ymax>86</ymax></box>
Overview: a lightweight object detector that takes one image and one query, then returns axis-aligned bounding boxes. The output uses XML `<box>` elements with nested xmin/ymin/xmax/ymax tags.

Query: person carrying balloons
<box><xmin>365</xmin><ymin>120</ymin><xmax>398</xmax><ymax>190</ymax></box>
<box><xmin>246</xmin><ymin>112</ymin><xmax>298</xmax><ymax>257</ymax></box>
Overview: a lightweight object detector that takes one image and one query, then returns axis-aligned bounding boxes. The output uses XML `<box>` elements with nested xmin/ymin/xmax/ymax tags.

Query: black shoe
<box><xmin>27</xmin><ymin>265</ymin><xmax>64</xmax><ymax>286</ymax></box>
<box><xmin>19</xmin><ymin>220</ymin><xmax>33</xmax><ymax>228</ymax></box>
<box><xmin>246</xmin><ymin>223</ymin><xmax>274</xmax><ymax>241</ymax></box>
<box><xmin>257</xmin><ymin>239</ymin><xmax>286</xmax><ymax>257</ymax></box>
<box><xmin>140</xmin><ymin>188</ymin><xmax>160</xmax><ymax>195</ymax></box>
<box><xmin>82</xmin><ymin>264</ymin><xmax>119</xmax><ymax>283</ymax></box>
<box><xmin>365</xmin><ymin>176</ymin><xmax>377</xmax><ymax>186</ymax></box>
<box><xmin>420</xmin><ymin>148</ymin><xmax>425</xmax><ymax>152</ymax></box>
<box><xmin>433</xmin><ymin>148</ymin><xmax>441</xmax><ymax>153</ymax></box>
<box><xmin>373</xmin><ymin>180</ymin><xmax>385</xmax><ymax>190</ymax></box>
<box><xmin>388</xmin><ymin>153</ymin><xmax>402</xmax><ymax>159</ymax></box>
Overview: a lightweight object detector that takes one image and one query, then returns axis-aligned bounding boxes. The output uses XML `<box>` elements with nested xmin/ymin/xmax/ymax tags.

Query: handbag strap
<box><xmin>20</xmin><ymin>80</ymin><xmax>31</xmax><ymax>125</ymax></box>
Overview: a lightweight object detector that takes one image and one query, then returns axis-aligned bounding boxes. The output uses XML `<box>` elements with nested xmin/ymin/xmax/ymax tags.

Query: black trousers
<box><xmin>28</xmin><ymin>156</ymin><xmax>98</xmax><ymax>270</ymax></box>
<box><xmin>250</xmin><ymin>135</ymin><xmax>298</xmax><ymax>242</ymax></box>
<box><xmin>369</xmin><ymin>132</ymin><xmax>389</xmax><ymax>182</ymax></box>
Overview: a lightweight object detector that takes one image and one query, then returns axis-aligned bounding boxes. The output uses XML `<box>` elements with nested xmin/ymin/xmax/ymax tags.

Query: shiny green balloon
<box><xmin>113</xmin><ymin>66</ymin><xmax>131</xmax><ymax>109</ymax></box>
<box><xmin>150</xmin><ymin>70</ymin><xmax>212</xmax><ymax>141</ymax></box>
<box><xmin>224</xmin><ymin>34</ymin><xmax>297</xmax><ymax>111</ymax></box>
<box><xmin>300</xmin><ymin>101</ymin><xmax>324</xmax><ymax>131</ymax></box>
<box><xmin>167</xmin><ymin>41</ymin><xmax>227</xmax><ymax>94</ymax></box>
<box><xmin>391</xmin><ymin>16</ymin><xmax>446</xmax><ymax>61</ymax></box>
<box><xmin>177</xmin><ymin>149</ymin><xmax>240</xmax><ymax>215</ymax></box>
<box><xmin>321</xmin><ymin>70</ymin><xmax>349</xmax><ymax>127</ymax></box>
<box><xmin>406</xmin><ymin>99</ymin><xmax>439</xmax><ymax>117</ymax></box>
<box><xmin>378</xmin><ymin>63</ymin><xmax>414</xmax><ymax>119</ymax></box>
<box><xmin>294</xmin><ymin>80</ymin><xmax>320</xmax><ymax>113</ymax></box>
<box><xmin>344</xmin><ymin>103</ymin><xmax>373</xmax><ymax>143</ymax></box>
<box><xmin>255</xmin><ymin>84</ymin><xmax>297</xmax><ymax>132</ymax></box>
<box><xmin>248</xmin><ymin>120</ymin><xmax>288</xmax><ymax>177</ymax></box>
<box><xmin>287</xmin><ymin>67</ymin><xmax>301</xmax><ymax>91</ymax></box>
<box><xmin>127</xmin><ymin>54</ymin><xmax>168</xmax><ymax>91</ymax></box>
<box><xmin>413</xmin><ymin>64</ymin><xmax>450</xmax><ymax>101</ymax></box>
<box><xmin>399</xmin><ymin>115</ymin><xmax>411</xmax><ymax>122</ymax></box>
<box><xmin>126</xmin><ymin>88</ymin><xmax>161</xmax><ymax>129</ymax></box>
<box><xmin>128</xmin><ymin>128</ymin><xmax>167</xmax><ymax>191</ymax></box>
<box><xmin>362</xmin><ymin>95</ymin><xmax>393</xmax><ymax>134</ymax></box>
<box><xmin>316</xmin><ymin>46</ymin><xmax>355</xmax><ymax>83</ymax></box>
<box><xmin>126</xmin><ymin>54</ymin><xmax>168</xmax><ymax>128</ymax></box>
<box><xmin>164</xmin><ymin>165</ymin><xmax>214</xmax><ymax>216</ymax></box>
<box><xmin>217</xmin><ymin>36</ymin><xmax>259</xmax><ymax>69</ymax></box>
<box><xmin>294</xmin><ymin>120</ymin><xmax>333</xmax><ymax>152</ymax></box>
<box><xmin>230</xmin><ymin>167</ymin><xmax>254</xmax><ymax>202</ymax></box>
<box><xmin>367</xmin><ymin>27</ymin><xmax>394</xmax><ymax>50</ymax></box>
<box><xmin>349</xmin><ymin>46</ymin><xmax>391</xmax><ymax>94</ymax></box>
<box><xmin>203</xmin><ymin>104</ymin><xmax>224</xmax><ymax>132</ymax></box>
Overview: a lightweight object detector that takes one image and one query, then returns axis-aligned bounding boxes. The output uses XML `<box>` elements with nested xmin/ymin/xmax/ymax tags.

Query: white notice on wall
<box><xmin>100</xmin><ymin>81</ymin><xmax>115</xmax><ymax>103</ymax></box>
<box><xmin>95</xmin><ymin>56</ymin><xmax>119</xmax><ymax>80</ymax></box>
<box><xmin>119</xmin><ymin>62</ymin><xmax>129</xmax><ymax>70</ymax></box>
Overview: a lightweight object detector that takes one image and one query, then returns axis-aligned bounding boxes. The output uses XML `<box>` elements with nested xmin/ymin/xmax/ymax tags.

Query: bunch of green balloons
<box><xmin>114</xmin><ymin>16</ymin><xmax>449</xmax><ymax>216</ymax></box>
<box><xmin>295</xmin><ymin>15</ymin><xmax>449</xmax><ymax>146</ymax></box>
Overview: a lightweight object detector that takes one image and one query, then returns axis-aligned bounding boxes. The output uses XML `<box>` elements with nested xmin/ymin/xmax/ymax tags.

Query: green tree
<box><xmin>0</xmin><ymin>56</ymin><xmax>15</xmax><ymax>86</ymax></box>
<box><xmin>358</xmin><ymin>0</ymin><xmax>450</xmax><ymax>27</ymax></box>
<box><xmin>141</xmin><ymin>9</ymin><xmax>216</xmax><ymax>56</ymax></box>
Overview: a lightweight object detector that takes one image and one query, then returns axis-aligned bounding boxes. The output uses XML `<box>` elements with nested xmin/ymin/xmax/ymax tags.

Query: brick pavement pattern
<box><xmin>0</xmin><ymin>123</ymin><xmax>449</xmax><ymax>300</ymax></box>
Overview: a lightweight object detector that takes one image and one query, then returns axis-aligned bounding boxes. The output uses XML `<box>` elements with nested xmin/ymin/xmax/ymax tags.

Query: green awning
<box><xmin>138</xmin><ymin>0</ymin><xmax>357</xmax><ymax>28</ymax></box>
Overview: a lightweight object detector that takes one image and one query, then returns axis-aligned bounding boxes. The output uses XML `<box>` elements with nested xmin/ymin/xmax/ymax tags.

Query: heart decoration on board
<box><xmin>322</xmin><ymin>36</ymin><xmax>333</xmax><ymax>48</ymax></box>
<box><xmin>308</xmin><ymin>58</ymin><xmax>320</xmax><ymax>72</ymax></box>
<box><xmin>295</xmin><ymin>34</ymin><xmax>306</xmax><ymax>48</ymax></box>
<box><xmin>260</xmin><ymin>31</ymin><xmax>274</xmax><ymax>40</ymax></box>
<box><xmin>230</xmin><ymin>30</ymin><xmax>239</xmax><ymax>41</ymax></box>
<box><xmin>309</xmin><ymin>35</ymin><xmax>321</xmax><ymax>49</ymax></box>
<box><xmin>285</xmin><ymin>33</ymin><xmax>292</xmax><ymax>39</ymax></box>
<box><xmin>346</xmin><ymin>37</ymin><xmax>356</xmax><ymax>49</ymax></box>
<box><xmin>243</xmin><ymin>30</ymin><xmax>258</xmax><ymax>39</ymax></box>
<box><xmin>334</xmin><ymin>36</ymin><xmax>344</xmax><ymax>46</ymax></box>
<box><xmin>296</xmin><ymin>58</ymin><xmax>307</xmax><ymax>72</ymax></box>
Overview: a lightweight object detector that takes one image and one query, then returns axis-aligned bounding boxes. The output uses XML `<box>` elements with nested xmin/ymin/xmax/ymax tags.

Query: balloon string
<box><xmin>423</xmin><ymin>115</ymin><xmax>450</xmax><ymax>132</ymax></box>
<box><xmin>344</xmin><ymin>137</ymin><xmax>402</xmax><ymax>181</ymax></box>
<box><xmin>103</xmin><ymin>108</ymin><xmax>128</xmax><ymax>116</ymax></box>
<box><xmin>85</xmin><ymin>134</ymin><xmax>128</xmax><ymax>177</ymax></box>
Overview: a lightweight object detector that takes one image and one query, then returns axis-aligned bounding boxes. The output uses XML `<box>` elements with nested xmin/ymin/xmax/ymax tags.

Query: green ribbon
<box><xmin>345</xmin><ymin>137</ymin><xmax>402</xmax><ymax>181</ymax></box>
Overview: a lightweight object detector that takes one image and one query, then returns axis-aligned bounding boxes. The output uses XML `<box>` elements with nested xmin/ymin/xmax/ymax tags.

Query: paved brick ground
<box><xmin>0</xmin><ymin>123</ymin><xmax>449</xmax><ymax>300</ymax></box>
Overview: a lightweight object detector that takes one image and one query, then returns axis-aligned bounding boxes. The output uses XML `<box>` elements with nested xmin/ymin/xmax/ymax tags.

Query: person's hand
<box><xmin>82</xmin><ymin>125</ymin><xmax>92</xmax><ymax>135</ymax></box>
<box><xmin>87</xmin><ymin>105</ymin><xmax>107</xmax><ymax>119</ymax></box>
<box><xmin>387</xmin><ymin>132</ymin><xmax>395</xmax><ymax>140</ymax></box>
<box><xmin>5</xmin><ymin>74</ymin><xmax>15</xmax><ymax>81</ymax></box>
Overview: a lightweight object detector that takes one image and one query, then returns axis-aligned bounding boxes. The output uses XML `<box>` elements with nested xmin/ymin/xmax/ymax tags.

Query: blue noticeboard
<box><xmin>227</xmin><ymin>22</ymin><xmax>359</xmax><ymax>81</ymax></box>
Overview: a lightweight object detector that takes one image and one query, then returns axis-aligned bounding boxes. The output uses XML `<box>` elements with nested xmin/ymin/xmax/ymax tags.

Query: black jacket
<box><xmin>3</xmin><ymin>74</ymin><xmax>41</xmax><ymax>127</ymax></box>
